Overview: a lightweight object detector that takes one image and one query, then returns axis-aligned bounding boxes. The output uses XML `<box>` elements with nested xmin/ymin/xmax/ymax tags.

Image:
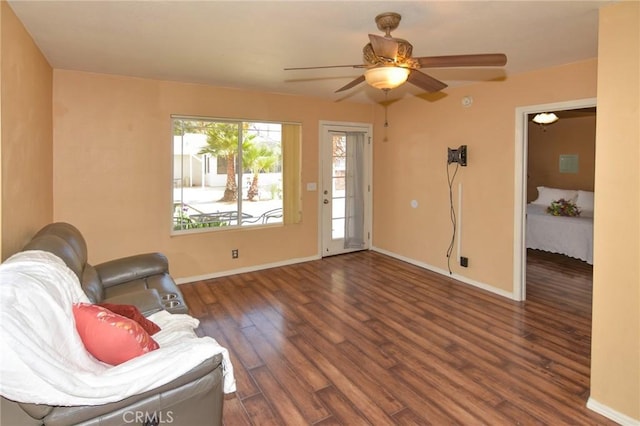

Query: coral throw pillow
<box><xmin>97</xmin><ymin>303</ymin><xmax>161</xmax><ymax>336</ymax></box>
<box><xmin>73</xmin><ymin>303</ymin><xmax>159</xmax><ymax>365</ymax></box>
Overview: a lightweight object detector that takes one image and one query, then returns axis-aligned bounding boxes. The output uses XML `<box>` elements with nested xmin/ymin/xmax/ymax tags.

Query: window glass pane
<box><xmin>332</xmin><ymin>218</ymin><xmax>345</xmax><ymax>239</ymax></box>
<box><xmin>333</xmin><ymin>137</ymin><xmax>346</xmax><ymax>158</ymax></box>
<box><xmin>332</xmin><ymin>197</ymin><xmax>345</xmax><ymax>219</ymax></box>
<box><xmin>332</xmin><ymin>157</ymin><xmax>346</xmax><ymax>177</ymax></box>
<box><xmin>172</xmin><ymin>118</ymin><xmax>292</xmax><ymax>232</ymax></box>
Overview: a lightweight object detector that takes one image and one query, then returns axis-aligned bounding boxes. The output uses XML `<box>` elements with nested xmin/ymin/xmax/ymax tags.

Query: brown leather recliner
<box><xmin>0</xmin><ymin>222</ymin><xmax>225</xmax><ymax>425</ymax></box>
<box><xmin>23</xmin><ymin>222</ymin><xmax>188</xmax><ymax>315</ymax></box>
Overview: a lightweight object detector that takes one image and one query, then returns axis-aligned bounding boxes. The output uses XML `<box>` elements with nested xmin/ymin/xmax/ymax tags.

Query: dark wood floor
<box><xmin>181</xmin><ymin>249</ymin><xmax>615</xmax><ymax>425</ymax></box>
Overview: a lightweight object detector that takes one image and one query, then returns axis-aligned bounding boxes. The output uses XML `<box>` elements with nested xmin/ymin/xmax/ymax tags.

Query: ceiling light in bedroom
<box><xmin>532</xmin><ymin>112</ymin><xmax>559</xmax><ymax>125</ymax></box>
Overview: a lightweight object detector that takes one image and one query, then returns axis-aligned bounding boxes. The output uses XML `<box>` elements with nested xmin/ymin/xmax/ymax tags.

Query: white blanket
<box><xmin>526</xmin><ymin>203</ymin><xmax>594</xmax><ymax>264</ymax></box>
<box><xmin>0</xmin><ymin>250</ymin><xmax>235</xmax><ymax>406</ymax></box>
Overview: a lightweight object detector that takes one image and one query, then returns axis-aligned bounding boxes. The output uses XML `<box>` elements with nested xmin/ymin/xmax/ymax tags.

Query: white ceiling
<box><xmin>9</xmin><ymin>0</ymin><xmax>615</xmax><ymax>104</ymax></box>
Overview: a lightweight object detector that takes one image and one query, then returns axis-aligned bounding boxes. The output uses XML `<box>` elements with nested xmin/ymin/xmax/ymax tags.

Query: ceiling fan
<box><xmin>285</xmin><ymin>12</ymin><xmax>507</xmax><ymax>94</ymax></box>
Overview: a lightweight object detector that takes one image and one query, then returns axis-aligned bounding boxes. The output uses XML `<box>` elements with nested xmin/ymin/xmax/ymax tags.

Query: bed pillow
<box><xmin>532</xmin><ymin>186</ymin><xmax>578</xmax><ymax>206</ymax></box>
<box><xmin>73</xmin><ymin>303</ymin><xmax>159</xmax><ymax>365</ymax></box>
<box><xmin>575</xmin><ymin>190</ymin><xmax>594</xmax><ymax>211</ymax></box>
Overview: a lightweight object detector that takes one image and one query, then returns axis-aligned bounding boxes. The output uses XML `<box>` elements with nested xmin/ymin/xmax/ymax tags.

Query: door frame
<box><xmin>318</xmin><ymin>120</ymin><xmax>373</xmax><ymax>257</ymax></box>
<box><xmin>513</xmin><ymin>97</ymin><xmax>597</xmax><ymax>300</ymax></box>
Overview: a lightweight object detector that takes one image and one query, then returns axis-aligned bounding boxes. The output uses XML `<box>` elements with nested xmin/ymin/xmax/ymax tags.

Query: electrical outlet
<box><xmin>460</xmin><ymin>256</ymin><xmax>469</xmax><ymax>267</ymax></box>
<box><xmin>231</xmin><ymin>249</ymin><xmax>239</xmax><ymax>259</ymax></box>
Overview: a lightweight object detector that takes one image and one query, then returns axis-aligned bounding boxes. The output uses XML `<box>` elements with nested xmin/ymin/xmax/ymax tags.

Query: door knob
<box><xmin>323</xmin><ymin>199</ymin><xmax>329</xmax><ymax>204</ymax></box>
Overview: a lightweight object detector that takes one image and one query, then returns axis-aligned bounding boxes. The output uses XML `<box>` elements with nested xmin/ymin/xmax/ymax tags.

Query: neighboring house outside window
<box><xmin>172</xmin><ymin>117</ymin><xmax>301</xmax><ymax>233</ymax></box>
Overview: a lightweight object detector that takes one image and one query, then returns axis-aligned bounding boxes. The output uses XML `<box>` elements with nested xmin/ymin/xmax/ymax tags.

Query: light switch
<box><xmin>306</xmin><ymin>182</ymin><xmax>317</xmax><ymax>191</ymax></box>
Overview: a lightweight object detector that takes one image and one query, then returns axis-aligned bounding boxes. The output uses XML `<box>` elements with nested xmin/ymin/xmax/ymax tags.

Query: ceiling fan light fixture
<box><xmin>364</xmin><ymin>66</ymin><xmax>410</xmax><ymax>90</ymax></box>
<box><xmin>284</xmin><ymin>12</ymin><xmax>507</xmax><ymax>96</ymax></box>
<box><xmin>532</xmin><ymin>112</ymin><xmax>559</xmax><ymax>125</ymax></box>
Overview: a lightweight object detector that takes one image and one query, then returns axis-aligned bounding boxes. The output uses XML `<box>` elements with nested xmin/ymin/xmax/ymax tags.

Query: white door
<box><xmin>320</xmin><ymin>122</ymin><xmax>372</xmax><ymax>257</ymax></box>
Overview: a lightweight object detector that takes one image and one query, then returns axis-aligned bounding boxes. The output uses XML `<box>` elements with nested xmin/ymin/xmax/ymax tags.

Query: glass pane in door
<box><xmin>332</xmin><ymin>135</ymin><xmax>347</xmax><ymax>239</ymax></box>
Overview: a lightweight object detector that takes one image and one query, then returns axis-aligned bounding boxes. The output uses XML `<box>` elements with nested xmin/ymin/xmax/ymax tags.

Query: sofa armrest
<box><xmin>102</xmin><ymin>289</ymin><xmax>164</xmax><ymax>316</ymax></box>
<box><xmin>95</xmin><ymin>253</ymin><xmax>169</xmax><ymax>288</ymax></box>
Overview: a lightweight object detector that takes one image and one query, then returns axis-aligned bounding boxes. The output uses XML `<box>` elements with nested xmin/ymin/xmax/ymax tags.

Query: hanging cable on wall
<box><xmin>446</xmin><ymin>161</ymin><xmax>460</xmax><ymax>275</ymax></box>
<box><xmin>446</xmin><ymin>144</ymin><xmax>467</xmax><ymax>274</ymax></box>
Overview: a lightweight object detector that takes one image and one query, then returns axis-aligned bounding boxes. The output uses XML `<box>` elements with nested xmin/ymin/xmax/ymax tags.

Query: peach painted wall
<box><xmin>372</xmin><ymin>59</ymin><xmax>597</xmax><ymax>294</ymax></box>
<box><xmin>0</xmin><ymin>1</ymin><xmax>53</xmax><ymax>260</ymax></box>
<box><xmin>52</xmin><ymin>70</ymin><xmax>373</xmax><ymax>278</ymax></box>
<box><xmin>590</xmin><ymin>1</ymin><xmax>639</xmax><ymax>422</ymax></box>
<box><xmin>527</xmin><ymin>114</ymin><xmax>596</xmax><ymax>202</ymax></box>
<box><xmin>5</xmin><ymin>4</ymin><xmax>637</xmax><ymax>421</ymax></box>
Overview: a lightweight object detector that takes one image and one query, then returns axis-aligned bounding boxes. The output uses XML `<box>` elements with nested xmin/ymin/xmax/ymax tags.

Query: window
<box><xmin>172</xmin><ymin>117</ymin><xmax>301</xmax><ymax>233</ymax></box>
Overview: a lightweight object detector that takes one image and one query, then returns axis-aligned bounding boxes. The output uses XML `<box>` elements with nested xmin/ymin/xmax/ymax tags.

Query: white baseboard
<box><xmin>177</xmin><ymin>247</ymin><xmax>516</xmax><ymax>300</ymax></box>
<box><xmin>587</xmin><ymin>397</ymin><xmax>640</xmax><ymax>425</ymax></box>
<box><xmin>174</xmin><ymin>254</ymin><xmax>321</xmax><ymax>284</ymax></box>
<box><xmin>371</xmin><ymin>246</ymin><xmax>516</xmax><ymax>300</ymax></box>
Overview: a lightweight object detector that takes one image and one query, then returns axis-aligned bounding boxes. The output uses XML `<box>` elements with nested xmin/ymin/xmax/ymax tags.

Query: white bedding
<box><xmin>526</xmin><ymin>203</ymin><xmax>593</xmax><ymax>264</ymax></box>
<box><xmin>0</xmin><ymin>250</ymin><xmax>235</xmax><ymax>406</ymax></box>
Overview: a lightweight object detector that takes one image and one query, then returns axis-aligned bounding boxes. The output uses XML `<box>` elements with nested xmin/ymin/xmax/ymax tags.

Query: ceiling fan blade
<box><xmin>416</xmin><ymin>53</ymin><xmax>507</xmax><ymax>68</ymax></box>
<box><xmin>407</xmin><ymin>70</ymin><xmax>448</xmax><ymax>92</ymax></box>
<box><xmin>368</xmin><ymin>34</ymin><xmax>399</xmax><ymax>60</ymax></box>
<box><xmin>284</xmin><ymin>64</ymin><xmax>365</xmax><ymax>71</ymax></box>
<box><xmin>335</xmin><ymin>75</ymin><xmax>365</xmax><ymax>93</ymax></box>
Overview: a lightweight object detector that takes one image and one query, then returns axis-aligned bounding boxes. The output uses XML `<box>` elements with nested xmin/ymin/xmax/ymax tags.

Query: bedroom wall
<box><xmin>527</xmin><ymin>114</ymin><xmax>596</xmax><ymax>202</ymax></box>
<box><xmin>52</xmin><ymin>70</ymin><xmax>373</xmax><ymax>278</ymax></box>
<box><xmin>0</xmin><ymin>1</ymin><xmax>53</xmax><ymax>260</ymax></box>
<box><xmin>589</xmin><ymin>1</ymin><xmax>640</xmax><ymax>422</ymax></box>
<box><xmin>372</xmin><ymin>59</ymin><xmax>597</xmax><ymax>295</ymax></box>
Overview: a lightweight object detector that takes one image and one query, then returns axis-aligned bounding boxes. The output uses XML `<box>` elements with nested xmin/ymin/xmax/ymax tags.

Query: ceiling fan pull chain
<box><xmin>383</xmin><ymin>89</ymin><xmax>389</xmax><ymax>127</ymax></box>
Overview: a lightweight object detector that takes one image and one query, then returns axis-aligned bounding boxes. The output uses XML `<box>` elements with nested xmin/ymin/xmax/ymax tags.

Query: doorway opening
<box><xmin>513</xmin><ymin>97</ymin><xmax>597</xmax><ymax>300</ymax></box>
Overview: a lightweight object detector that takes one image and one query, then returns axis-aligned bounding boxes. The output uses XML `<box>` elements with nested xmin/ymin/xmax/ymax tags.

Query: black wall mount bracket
<box><xmin>447</xmin><ymin>145</ymin><xmax>467</xmax><ymax>166</ymax></box>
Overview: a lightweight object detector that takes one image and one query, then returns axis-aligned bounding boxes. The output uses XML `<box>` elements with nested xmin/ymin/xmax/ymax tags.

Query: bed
<box><xmin>526</xmin><ymin>186</ymin><xmax>594</xmax><ymax>264</ymax></box>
